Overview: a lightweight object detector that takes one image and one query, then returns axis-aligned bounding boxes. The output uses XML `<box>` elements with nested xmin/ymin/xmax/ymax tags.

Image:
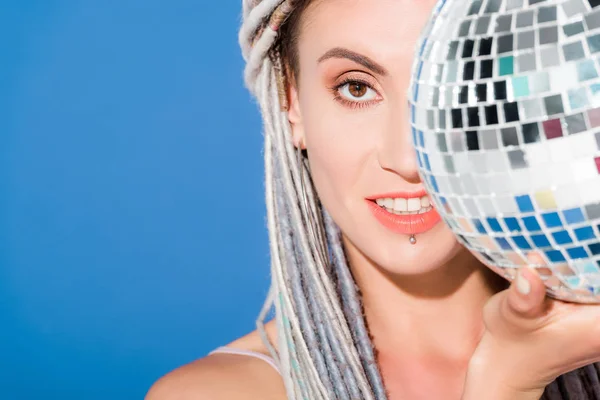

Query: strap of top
<box><xmin>209</xmin><ymin>346</ymin><xmax>281</xmax><ymax>375</ymax></box>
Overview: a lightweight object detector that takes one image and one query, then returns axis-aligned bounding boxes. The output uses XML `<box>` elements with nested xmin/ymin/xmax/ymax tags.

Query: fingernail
<box><xmin>517</xmin><ymin>268</ymin><xmax>531</xmax><ymax>295</ymax></box>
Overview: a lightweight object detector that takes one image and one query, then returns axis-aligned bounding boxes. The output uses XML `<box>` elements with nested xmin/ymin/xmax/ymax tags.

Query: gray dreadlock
<box><xmin>238</xmin><ymin>0</ymin><xmax>600</xmax><ymax>399</ymax></box>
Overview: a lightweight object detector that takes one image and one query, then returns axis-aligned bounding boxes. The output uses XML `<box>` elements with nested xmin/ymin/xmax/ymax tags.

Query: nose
<box><xmin>376</xmin><ymin>102</ymin><xmax>421</xmax><ymax>184</ymax></box>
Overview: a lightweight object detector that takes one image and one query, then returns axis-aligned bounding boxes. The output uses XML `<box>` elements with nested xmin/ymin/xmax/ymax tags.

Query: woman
<box><xmin>147</xmin><ymin>0</ymin><xmax>600</xmax><ymax>399</ymax></box>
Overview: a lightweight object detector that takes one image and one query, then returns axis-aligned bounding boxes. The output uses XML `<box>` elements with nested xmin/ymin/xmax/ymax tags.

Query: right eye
<box><xmin>338</xmin><ymin>81</ymin><xmax>378</xmax><ymax>102</ymax></box>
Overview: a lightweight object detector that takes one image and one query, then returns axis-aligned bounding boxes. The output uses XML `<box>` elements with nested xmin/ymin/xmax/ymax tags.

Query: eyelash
<box><xmin>331</xmin><ymin>77</ymin><xmax>381</xmax><ymax>109</ymax></box>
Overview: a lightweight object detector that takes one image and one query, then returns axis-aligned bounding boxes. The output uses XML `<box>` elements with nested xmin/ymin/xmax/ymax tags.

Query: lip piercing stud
<box><xmin>409</xmin><ymin>235</ymin><xmax>417</xmax><ymax>245</ymax></box>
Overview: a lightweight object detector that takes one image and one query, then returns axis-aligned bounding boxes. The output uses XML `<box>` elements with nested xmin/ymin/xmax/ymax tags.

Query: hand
<box><xmin>462</xmin><ymin>254</ymin><xmax>600</xmax><ymax>400</ymax></box>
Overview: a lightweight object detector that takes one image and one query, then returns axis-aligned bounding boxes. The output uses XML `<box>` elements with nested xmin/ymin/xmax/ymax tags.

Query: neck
<box><xmin>343</xmin><ymin>237</ymin><xmax>509</xmax><ymax>364</ymax></box>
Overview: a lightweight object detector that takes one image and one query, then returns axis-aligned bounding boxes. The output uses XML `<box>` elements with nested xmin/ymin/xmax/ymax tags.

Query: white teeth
<box><xmin>374</xmin><ymin>195</ymin><xmax>433</xmax><ymax>214</ymax></box>
<box><xmin>407</xmin><ymin>198</ymin><xmax>421</xmax><ymax>212</ymax></box>
<box><xmin>394</xmin><ymin>198</ymin><xmax>407</xmax><ymax>212</ymax></box>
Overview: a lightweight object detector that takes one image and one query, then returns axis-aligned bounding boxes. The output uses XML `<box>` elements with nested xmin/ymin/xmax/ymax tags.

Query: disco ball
<box><xmin>409</xmin><ymin>0</ymin><xmax>600</xmax><ymax>303</ymax></box>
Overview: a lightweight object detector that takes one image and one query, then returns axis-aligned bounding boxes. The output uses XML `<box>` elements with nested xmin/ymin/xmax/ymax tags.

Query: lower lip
<box><xmin>366</xmin><ymin>200</ymin><xmax>442</xmax><ymax>235</ymax></box>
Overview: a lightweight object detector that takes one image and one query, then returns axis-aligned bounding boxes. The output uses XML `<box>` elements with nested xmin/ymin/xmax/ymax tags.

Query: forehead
<box><xmin>297</xmin><ymin>0</ymin><xmax>437</xmax><ymax>62</ymax></box>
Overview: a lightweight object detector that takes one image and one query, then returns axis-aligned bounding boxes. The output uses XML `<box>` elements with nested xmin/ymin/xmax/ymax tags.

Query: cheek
<box><xmin>305</xmin><ymin>124</ymin><xmax>356</xmax><ymax>211</ymax></box>
<box><xmin>300</xmin><ymin>97</ymin><xmax>378</xmax><ymax>211</ymax></box>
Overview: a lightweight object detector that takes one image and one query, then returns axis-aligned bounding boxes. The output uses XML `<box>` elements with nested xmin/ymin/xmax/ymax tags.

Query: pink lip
<box><xmin>365</xmin><ymin>190</ymin><xmax>441</xmax><ymax>235</ymax></box>
<box><xmin>366</xmin><ymin>189</ymin><xmax>429</xmax><ymax>200</ymax></box>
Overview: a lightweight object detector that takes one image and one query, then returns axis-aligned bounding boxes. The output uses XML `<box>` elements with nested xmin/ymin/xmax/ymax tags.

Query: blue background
<box><xmin>0</xmin><ymin>1</ymin><xmax>269</xmax><ymax>398</ymax></box>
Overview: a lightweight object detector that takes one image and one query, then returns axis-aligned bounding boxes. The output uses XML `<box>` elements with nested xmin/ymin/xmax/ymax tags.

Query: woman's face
<box><xmin>288</xmin><ymin>0</ymin><xmax>469</xmax><ymax>275</ymax></box>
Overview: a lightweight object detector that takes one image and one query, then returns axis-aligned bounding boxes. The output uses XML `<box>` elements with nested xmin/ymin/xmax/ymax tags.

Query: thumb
<box><xmin>505</xmin><ymin>264</ymin><xmax>547</xmax><ymax>319</ymax></box>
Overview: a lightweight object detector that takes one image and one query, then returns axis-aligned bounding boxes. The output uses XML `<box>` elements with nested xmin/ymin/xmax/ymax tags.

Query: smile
<box><xmin>366</xmin><ymin>190</ymin><xmax>442</xmax><ymax>235</ymax></box>
<box><xmin>374</xmin><ymin>195</ymin><xmax>432</xmax><ymax>215</ymax></box>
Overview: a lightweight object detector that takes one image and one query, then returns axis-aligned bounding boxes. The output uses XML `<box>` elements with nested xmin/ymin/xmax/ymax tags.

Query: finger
<box><xmin>505</xmin><ymin>253</ymin><xmax>548</xmax><ymax>320</ymax></box>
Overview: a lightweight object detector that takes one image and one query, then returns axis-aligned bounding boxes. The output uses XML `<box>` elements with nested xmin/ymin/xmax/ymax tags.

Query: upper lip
<box><xmin>366</xmin><ymin>189</ymin><xmax>428</xmax><ymax>200</ymax></box>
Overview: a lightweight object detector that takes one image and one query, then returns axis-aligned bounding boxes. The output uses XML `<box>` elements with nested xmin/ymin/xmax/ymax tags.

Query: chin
<box><xmin>391</xmin><ymin>231</ymin><xmax>465</xmax><ymax>275</ymax></box>
<box><xmin>351</xmin><ymin>218</ymin><xmax>470</xmax><ymax>276</ymax></box>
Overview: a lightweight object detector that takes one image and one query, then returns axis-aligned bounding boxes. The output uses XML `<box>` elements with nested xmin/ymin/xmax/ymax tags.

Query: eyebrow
<box><xmin>317</xmin><ymin>47</ymin><xmax>388</xmax><ymax>76</ymax></box>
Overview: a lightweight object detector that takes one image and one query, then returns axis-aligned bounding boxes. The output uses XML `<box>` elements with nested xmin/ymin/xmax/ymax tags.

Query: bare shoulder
<box><xmin>145</xmin><ymin>320</ymin><xmax>285</xmax><ymax>400</ymax></box>
<box><xmin>145</xmin><ymin>353</ymin><xmax>285</xmax><ymax>400</ymax></box>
